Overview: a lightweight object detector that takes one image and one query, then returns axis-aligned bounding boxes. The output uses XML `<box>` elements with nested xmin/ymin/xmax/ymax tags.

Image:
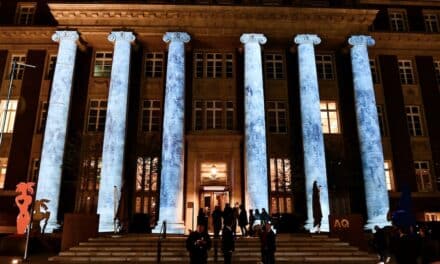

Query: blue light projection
<box><xmin>97</xmin><ymin>32</ymin><xmax>135</xmax><ymax>232</ymax></box>
<box><xmin>349</xmin><ymin>35</ymin><xmax>390</xmax><ymax>230</ymax></box>
<box><xmin>240</xmin><ymin>34</ymin><xmax>269</xmax><ymax>213</ymax></box>
<box><xmin>154</xmin><ymin>32</ymin><xmax>190</xmax><ymax>234</ymax></box>
<box><xmin>36</xmin><ymin>31</ymin><xmax>79</xmax><ymax>233</ymax></box>
<box><xmin>294</xmin><ymin>34</ymin><xmax>330</xmax><ymax>232</ymax></box>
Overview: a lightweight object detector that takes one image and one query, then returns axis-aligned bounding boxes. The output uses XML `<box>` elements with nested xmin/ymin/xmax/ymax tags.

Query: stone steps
<box><xmin>49</xmin><ymin>234</ymin><xmax>377</xmax><ymax>263</ymax></box>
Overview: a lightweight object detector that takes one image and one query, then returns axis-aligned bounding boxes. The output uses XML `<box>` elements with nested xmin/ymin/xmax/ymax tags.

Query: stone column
<box><xmin>154</xmin><ymin>32</ymin><xmax>190</xmax><ymax>234</ymax></box>
<box><xmin>349</xmin><ymin>35</ymin><xmax>390</xmax><ymax>230</ymax></box>
<box><xmin>294</xmin><ymin>34</ymin><xmax>330</xmax><ymax>232</ymax></box>
<box><xmin>240</xmin><ymin>34</ymin><xmax>269</xmax><ymax>212</ymax></box>
<box><xmin>97</xmin><ymin>31</ymin><xmax>135</xmax><ymax>232</ymax></box>
<box><xmin>35</xmin><ymin>31</ymin><xmax>79</xmax><ymax>233</ymax></box>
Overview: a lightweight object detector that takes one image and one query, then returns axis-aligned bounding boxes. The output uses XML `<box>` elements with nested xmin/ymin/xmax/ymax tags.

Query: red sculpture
<box><xmin>15</xmin><ymin>182</ymin><xmax>35</xmax><ymax>235</ymax></box>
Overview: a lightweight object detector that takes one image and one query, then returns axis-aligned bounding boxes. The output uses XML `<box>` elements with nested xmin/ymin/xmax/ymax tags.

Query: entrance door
<box><xmin>200</xmin><ymin>190</ymin><xmax>229</xmax><ymax>232</ymax></box>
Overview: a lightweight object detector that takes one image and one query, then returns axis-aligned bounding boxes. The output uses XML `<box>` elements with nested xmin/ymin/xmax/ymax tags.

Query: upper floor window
<box><xmin>0</xmin><ymin>158</ymin><xmax>7</xmax><ymax>189</ymax></box>
<box><xmin>316</xmin><ymin>55</ymin><xmax>334</xmax><ymax>80</ymax></box>
<box><xmin>46</xmin><ymin>55</ymin><xmax>57</xmax><ymax>80</ymax></box>
<box><xmin>9</xmin><ymin>55</ymin><xmax>27</xmax><ymax>80</ymax></box>
<box><xmin>434</xmin><ymin>61</ymin><xmax>440</xmax><ymax>85</ymax></box>
<box><xmin>267</xmin><ymin>101</ymin><xmax>287</xmax><ymax>133</ymax></box>
<box><xmin>144</xmin><ymin>53</ymin><xmax>163</xmax><ymax>78</ymax></box>
<box><xmin>377</xmin><ymin>105</ymin><xmax>387</xmax><ymax>137</ymax></box>
<box><xmin>141</xmin><ymin>100</ymin><xmax>161</xmax><ymax>132</ymax></box>
<box><xmin>206</xmin><ymin>101</ymin><xmax>223</xmax><ymax>129</ymax></box>
<box><xmin>389</xmin><ymin>10</ymin><xmax>408</xmax><ymax>32</ymax></box>
<box><xmin>0</xmin><ymin>100</ymin><xmax>18</xmax><ymax>133</ymax></box>
<box><xmin>370</xmin><ymin>59</ymin><xmax>380</xmax><ymax>84</ymax></box>
<box><xmin>87</xmin><ymin>100</ymin><xmax>107</xmax><ymax>132</ymax></box>
<box><xmin>15</xmin><ymin>2</ymin><xmax>36</xmax><ymax>25</ymax></box>
<box><xmin>398</xmin><ymin>60</ymin><xmax>415</xmax><ymax>84</ymax></box>
<box><xmin>193</xmin><ymin>100</ymin><xmax>235</xmax><ymax>131</ymax></box>
<box><xmin>424</xmin><ymin>13</ymin><xmax>439</xmax><ymax>33</ymax></box>
<box><xmin>320</xmin><ymin>101</ymin><xmax>339</xmax><ymax>134</ymax></box>
<box><xmin>415</xmin><ymin>161</ymin><xmax>432</xmax><ymax>192</ymax></box>
<box><xmin>269</xmin><ymin>158</ymin><xmax>293</xmax><ymax>214</ymax></box>
<box><xmin>93</xmin><ymin>52</ymin><xmax>112</xmax><ymax>77</ymax></box>
<box><xmin>37</xmin><ymin>101</ymin><xmax>48</xmax><ymax>133</ymax></box>
<box><xmin>384</xmin><ymin>160</ymin><xmax>394</xmax><ymax>191</ymax></box>
<box><xmin>265</xmin><ymin>53</ymin><xmax>284</xmax><ymax>80</ymax></box>
<box><xmin>405</xmin><ymin>105</ymin><xmax>424</xmax><ymax>136</ymax></box>
<box><xmin>193</xmin><ymin>52</ymin><xmax>234</xmax><ymax>79</ymax></box>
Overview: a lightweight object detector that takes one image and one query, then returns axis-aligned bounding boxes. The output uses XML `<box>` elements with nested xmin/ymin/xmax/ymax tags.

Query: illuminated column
<box><xmin>294</xmin><ymin>34</ymin><xmax>330</xmax><ymax>232</ymax></box>
<box><xmin>97</xmin><ymin>31</ymin><xmax>135</xmax><ymax>232</ymax></box>
<box><xmin>349</xmin><ymin>35</ymin><xmax>390</xmax><ymax>230</ymax></box>
<box><xmin>155</xmin><ymin>32</ymin><xmax>190</xmax><ymax>234</ymax></box>
<box><xmin>35</xmin><ymin>31</ymin><xmax>79</xmax><ymax>233</ymax></box>
<box><xmin>240</xmin><ymin>34</ymin><xmax>269</xmax><ymax>212</ymax></box>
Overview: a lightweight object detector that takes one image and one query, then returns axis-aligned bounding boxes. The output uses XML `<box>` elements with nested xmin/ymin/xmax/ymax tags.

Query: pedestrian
<box><xmin>186</xmin><ymin>224</ymin><xmax>211</xmax><ymax>264</ymax></box>
<box><xmin>238</xmin><ymin>204</ymin><xmax>248</xmax><ymax>237</ymax></box>
<box><xmin>197</xmin><ymin>208</ymin><xmax>208</xmax><ymax>231</ymax></box>
<box><xmin>312</xmin><ymin>180</ymin><xmax>322</xmax><ymax>233</ymax></box>
<box><xmin>248</xmin><ymin>209</ymin><xmax>255</xmax><ymax>236</ymax></box>
<box><xmin>373</xmin><ymin>225</ymin><xmax>389</xmax><ymax>263</ymax></box>
<box><xmin>212</xmin><ymin>205</ymin><xmax>222</xmax><ymax>238</ymax></box>
<box><xmin>260</xmin><ymin>222</ymin><xmax>276</xmax><ymax>264</ymax></box>
<box><xmin>223</xmin><ymin>203</ymin><xmax>233</xmax><ymax>229</ymax></box>
<box><xmin>261</xmin><ymin>208</ymin><xmax>270</xmax><ymax>225</ymax></box>
<box><xmin>232</xmin><ymin>202</ymin><xmax>239</xmax><ymax>235</ymax></box>
<box><xmin>221</xmin><ymin>222</ymin><xmax>235</xmax><ymax>264</ymax></box>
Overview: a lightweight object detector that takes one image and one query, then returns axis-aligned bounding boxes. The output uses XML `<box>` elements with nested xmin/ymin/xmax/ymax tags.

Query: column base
<box><xmin>42</xmin><ymin>220</ymin><xmax>60</xmax><ymax>234</ymax></box>
<box><xmin>152</xmin><ymin>221</ymin><xmax>185</xmax><ymax>235</ymax></box>
<box><xmin>364</xmin><ymin>216</ymin><xmax>391</xmax><ymax>231</ymax></box>
<box><xmin>305</xmin><ymin>218</ymin><xmax>329</xmax><ymax>233</ymax></box>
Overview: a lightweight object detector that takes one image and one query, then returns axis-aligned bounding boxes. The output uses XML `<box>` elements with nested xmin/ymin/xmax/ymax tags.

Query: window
<box><xmin>193</xmin><ymin>52</ymin><xmax>234</xmax><ymax>79</ymax></box>
<box><xmin>269</xmin><ymin>158</ymin><xmax>293</xmax><ymax>214</ymax></box>
<box><xmin>78</xmin><ymin>156</ymin><xmax>102</xmax><ymax>213</ymax></box>
<box><xmin>434</xmin><ymin>61</ymin><xmax>440</xmax><ymax>85</ymax></box>
<box><xmin>265</xmin><ymin>53</ymin><xmax>284</xmax><ymax>80</ymax></box>
<box><xmin>320</xmin><ymin>101</ymin><xmax>340</xmax><ymax>134</ymax></box>
<box><xmin>424</xmin><ymin>13</ymin><xmax>439</xmax><ymax>33</ymax></box>
<box><xmin>405</xmin><ymin>105</ymin><xmax>424</xmax><ymax>136</ymax></box>
<box><xmin>29</xmin><ymin>158</ymin><xmax>39</xmax><ymax>183</ymax></box>
<box><xmin>370</xmin><ymin>59</ymin><xmax>380</xmax><ymax>84</ymax></box>
<box><xmin>384</xmin><ymin>160</ymin><xmax>394</xmax><ymax>191</ymax></box>
<box><xmin>398</xmin><ymin>60</ymin><xmax>415</xmax><ymax>84</ymax></box>
<box><xmin>93</xmin><ymin>52</ymin><xmax>112</xmax><ymax>77</ymax></box>
<box><xmin>0</xmin><ymin>100</ymin><xmax>18</xmax><ymax>133</ymax></box>
<box><xmin>141</xmin><ymin>100</ymin><xmax>161</xmax><ymax>132</ymax></box>
<box><xmin>389</xmin><ymin>10</ymin><xmax>408</xmax><ymax>32</ymax></box>
<box><xmin>194</xmin><ymin>101</ymin><xmax>203</xmax><ymax>131</ymax></box>
<box><xmin>15</xmin><ymin>3</ymin><xmax>36</xmax><ymax>25</ymax></box>
<box><xmin>415</xmin><ymin>161</ymin><xmax>432</xmax><ymax>192</ymax></box>
<box><xmin>0</xmin><ymin>158</ymin><xmax>6</xmax><ymax>189</ymax></box>
<box><xmin>316</xmin><ymin>55</ymin><xmax>334</xmax><ymax>80</ymax></box>
<box><xmin>377</xmin><ymin>105</ymin><xmax>387</xmax><ymax>137</ymax></box>
<box><xmin>144</xmin><ymin>53</ymin><xmax>163</xmax><ymax>78</ymax></box>
<box><xmin>9</xmin><ymin>55</ymin><xmax>27</xmax><ymax>80</ymax></box>
<box><xmin>206</xmin><ymin>101</ymin><xmax>223</xmax><ymax>129</ymax></box>
<box><xmin>135</xmin><ymin>156</ymin><xmax>159</xmax><ymax>224</ymax></box>
<box><xmin>87</xmin><ymin>100</ymin><xmax>107</xmax><ymax>132</ymax></box>
<box><xmin>267</xmin><ymin>101</ymin><xmax>287</xmax><ymax>133</ymax></box>
<box><xmin>226</xmin><ymin>101</ymin><xmax>234</xmax><ymax>130</ymax></box>
<box><xmin>46</xmin><ymin>55</ymin><xmax>57</xmax><ymax>80</ymax></box>
<box><xmin>37</xmin><ymin>101</ymin><xmax>48</xmax><ymax>133</ymax></box>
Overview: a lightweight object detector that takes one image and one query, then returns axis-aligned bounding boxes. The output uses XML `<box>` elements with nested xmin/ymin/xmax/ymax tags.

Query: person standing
<box><xmin>186</xmin><ymin>224</ymin><xmax>211</xmax><ymax>264</ymax></box>
<box><xmin>260</xmin><ymin>222</ymin><xmax>276</xmax><ymax>264</ymax></box>
<box><xmin>239</xmin><ymin>204</ymin><xmax>248</xmax><ymax>237</ymax></box>
<box><xmin>221</xmin><ymin>223</ymin><xmax>235</xmax><ymax>264</ymax></box>
<box><xmin>232</xmin><ymin>202</ymin><xmax>240</xmax><ymax>235</ymax></box>
<box><xmin>248</xmin><ymin>209</ymin><xmax>255</xmax><ymax>236</ymax></box>
<box><xmin>212</xmin><ymin>205</ymin><xmax>222</xmax><ymax>238</ymax></box>
<box><xmin>373</xmin><ymin>225</ymin><xmax>389</xmax><ymax>263</ymax></box>
<box><xmin>312</xmin><ymin>180</ymin><xmax>322</xmax><ymax>233</ymax></box>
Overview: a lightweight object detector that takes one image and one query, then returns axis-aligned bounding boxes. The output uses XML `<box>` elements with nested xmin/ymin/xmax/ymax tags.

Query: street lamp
<box><xmin>0</xmin><ymin>60</ymin><xmax>36</xmax><ymax>145</ymax></box>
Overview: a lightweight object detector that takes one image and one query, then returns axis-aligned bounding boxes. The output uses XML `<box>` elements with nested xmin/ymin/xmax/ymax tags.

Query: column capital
<box><xmin>240</xmin><ymin>33</ymin><xmax>267</xmax><ymax>45</ymax></box>
<box><xmin>52</xmin><ymin>30</ymin><xmax>79</xmax><ymax>43</ymax></box>
<box><xmin>294</xmin><ymin>34</ymin><xmax>321</xmax><ymax>45</ymax></box>
<box><xmin>163</xmin><ymin>32</ymin><xmax>191</xmax><ymax>44</ymax></box>
<box><xmin>348</xmin><ymin>35</ymin><xmax>375</xmax><ymax>47</ymax></box>
<box><xmin>108</xmin><ymin>31</ymin><xmax>136</xmax><ymax>43</ymax></box>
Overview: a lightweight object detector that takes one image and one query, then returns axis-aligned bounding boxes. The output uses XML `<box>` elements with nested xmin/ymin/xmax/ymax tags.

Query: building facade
<box><xmin>0</xmin><ymin>0</ymin><xmax>439</xmax><ymax>233</ymax></box>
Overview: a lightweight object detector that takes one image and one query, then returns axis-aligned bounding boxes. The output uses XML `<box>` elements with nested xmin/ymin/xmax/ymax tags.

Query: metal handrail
<box><xmin>157</xmin><ymin>221</ymin><xmax>166</xmax><ymax>263</ymax></box>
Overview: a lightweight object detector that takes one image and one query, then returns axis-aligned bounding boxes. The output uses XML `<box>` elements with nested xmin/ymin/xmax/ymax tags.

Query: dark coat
<box><xmin>239</xmin><ymin>210</ymin><xmax>248</xmax><ymax>227</ymax></box>
<box><xmin>186</xmin><ymin>230</ymin><xmax>211</xmax><ymax>264</ymax></box>
<box><xmin>312</xmin><ymin>182</ymin><xmax>322</xmax><ymax>227</ymax></box>
<box><xmin>221</xmin><ymin>225</ymin><xmax>235</xmax><ymax>252</ymax></box>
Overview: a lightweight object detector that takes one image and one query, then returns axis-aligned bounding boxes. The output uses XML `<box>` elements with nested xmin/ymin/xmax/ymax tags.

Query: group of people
<box><xmin>187</xmin><ymin>203</ymin><xmax>276</xmax><ymax>264</ymax></box>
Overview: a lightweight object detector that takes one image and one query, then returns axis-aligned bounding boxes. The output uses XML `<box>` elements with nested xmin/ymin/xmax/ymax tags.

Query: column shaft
<box><xmin>35</xmin><ymin>31</ymin><xmax>79</xmax><ymax>233</ymax></box>
<box><xmin>349</xmin><ymin>36</ymin><xmax>389</xmax><ymax>229</ymax></box>
<box><xmin>240</xmin><ymin>34</ymin><xmax>269</xmax><ymax>212</ymax></box>
<box><xmin>97</xmin><ymin>32</ymin><xmax>135</xmax><ymax>232</ymax></box>
<box><xmin>155</xmin><ymin>32</ymin><xmax>190</xmax><ymax>234</ymax></box>
<box><xmin>294</xmin><ymin>34</ymin><xmax>330</xmax><ymax>232</ymax></box>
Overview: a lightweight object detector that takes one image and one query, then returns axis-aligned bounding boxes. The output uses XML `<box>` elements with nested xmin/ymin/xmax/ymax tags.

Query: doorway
<box><xmin>200</xmin><ymin>189</ymin><xmax>229</xmax><ymax>232</ymax></box>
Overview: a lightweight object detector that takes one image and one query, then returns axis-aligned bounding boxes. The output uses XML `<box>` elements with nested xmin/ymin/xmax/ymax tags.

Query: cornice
<box><xmin>0</xmin><ymin>27</ymin><xmax>56</xmax><ymax>44</ymax></box>
<box><xmin>359</xmin><ymin>0</ymin><xmax>440</xmax><ymax>7</ymax></box>
<box><xmin>48</xmin><ymin>4</ymin><xmax>378</xmax><ymax>38</ymax></box>
<box><xmin>371</xmin><ymin>32</ymin><xmax>440</xmax><ymax>50</ymax></box>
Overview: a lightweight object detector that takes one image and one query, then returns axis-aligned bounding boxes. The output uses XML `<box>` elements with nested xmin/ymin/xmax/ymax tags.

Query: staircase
<box><xmin>49</xmin><ymin>234</ymin><xmax>378</xmax><ymax>263</ymax></box>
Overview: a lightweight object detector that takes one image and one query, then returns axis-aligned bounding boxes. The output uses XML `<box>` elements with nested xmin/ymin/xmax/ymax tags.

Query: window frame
<box><xmin>86</xmin><ymin>99</ymin><xmax>107</xmax><ymax>133</ymax></box>
<box><xmin>370</xmin><ymin>58</ymin><xmax>380</xmax><ymax>84</ymax></box>
<box><xmin>264</xmin><ymin>53</ymin><xmax>285</xmax><ymax>80</ymax></box>
<box><xmin>415</xmin><ymin>161</ymin><xmax>433</xmax><ymax>192</ymax></box>
<box><xmin>8</xmin><ymin>55</ymin><xmax>27</xmax><ymax>80</ymax></box>
<box><xmin>315</xmin><ymin>54</ymin><xmax>334</xmax><ymax>80</ymax></box>
<box><xmin>388</xmin><ymin>9</ymin><xmax>409</xmax><ymax>32</ymax></box>
<box><xmin>267</xmin><ymin>101</ymin><xmax>288</xmax><ymax>134</ymax></box>
<box><xmin>36</xmin><ymin>101</ymin><xmax>48</xmax><ymax>134</ymax></box>
<box><xmin>0</xmin><ymin>158</ymin><xmax>7</xmax><ymax>189</ymax></box>
<box><xmin>0</xmin><ymin>99</ymin><xmax>18</xmax><ymax>133</ymax></box>
<box><xmin>14</xmin><ymin>2</ymin><xmax>36</xmax><ymax>25</ymax></box>
<box><xmin>93</xmin><ymin>51</ymin><xmax>113</xmax><ymax>78</ymax></box>
<box><xmin>405</xmin><ymin>105</ymin><xmax>424</xmax><ymax>137</ymax></box>
<box><xmin>377</xmin><ymin>105</ymin><xmax>388</xmax><ymax>137</ymax></box>
<box><xmin>193</xmin><ymin>52</ymin><xmax>234</xmax><ymax>79</ymax></box>
<box><xmin>144</xmin><ymin>52</ymin><xmax>164</xmax><ymax>78</ymax></box>
<box><xmin>320</xmin><ymin>100</ymin><xmax>340</xmax><ymax>134</ymax></box>
<box><xmin>141</xmin><ymin>100</ymin><xmax>161</xmax><ymax>132</ymax></box>
<box><xmin>269</xmin><ymin>157</ymin><xmax>293</xmax><ymax>214</ymax></box>
<box><xmin>423</xmin><ymin>11</ymin><xmax>439</xmax><ymax>33</ymax></box>
<box><xmin>384</xmin><ymin>160</ymin><xmax>394</xmax><ymax>191</ymax></box>
<box><xmin>398</xmin><ymin>59</ymin><xmax>416</xmax><ymax>85</ymax></box>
